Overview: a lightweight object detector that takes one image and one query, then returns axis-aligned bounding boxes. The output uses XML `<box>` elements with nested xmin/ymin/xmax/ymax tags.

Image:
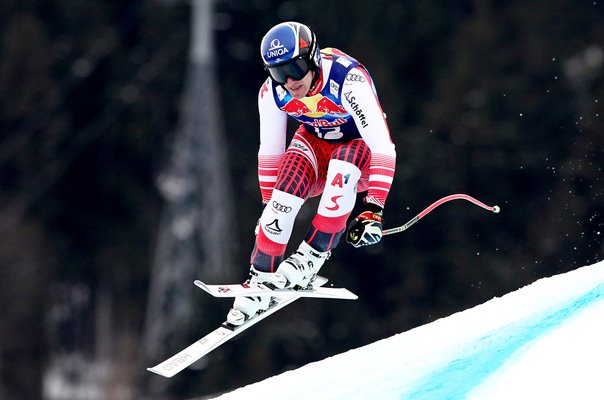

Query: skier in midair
<box><xmin>227</xmin><ymin>21</ymin><xmax>397</xmax><ymax>325</ymax></box>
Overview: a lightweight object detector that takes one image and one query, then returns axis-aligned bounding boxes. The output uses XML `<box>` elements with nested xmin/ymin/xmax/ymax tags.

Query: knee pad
<box><xmin>259</xmin><ymin>190</ymin><xmax>305</xmax><ymax>245</ymax></box>
<box><xmin>317</xmin><ymin>159</ymin><xmax>362</xmax><ymax>217</ymax></box>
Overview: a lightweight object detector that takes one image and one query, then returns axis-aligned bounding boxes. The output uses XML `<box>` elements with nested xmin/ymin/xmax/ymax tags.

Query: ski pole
<box><xmin>382</xmin><ymin>194</ymin><xmax>500</xmax><ymax>236</ymax></box>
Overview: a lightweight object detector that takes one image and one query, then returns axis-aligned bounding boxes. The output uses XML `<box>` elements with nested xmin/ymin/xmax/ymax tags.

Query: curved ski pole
<box><xmin>382</xmin><ymin>194</ymin><xmax>500</xmax><ymax>236</ymax></box>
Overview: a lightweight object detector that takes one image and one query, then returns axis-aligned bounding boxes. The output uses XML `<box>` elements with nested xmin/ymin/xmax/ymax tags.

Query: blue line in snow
<box><xmin>400</xmin><ymin>281</ymin><xmax>604</xmax><ymax>400</ymax></box>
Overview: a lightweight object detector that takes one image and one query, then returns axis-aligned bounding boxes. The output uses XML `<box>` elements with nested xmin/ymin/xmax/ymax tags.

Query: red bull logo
<box><xmin>281</xmin><ymin>95</ymin><xmax>347</xmax><ymax>118</ymax></box>
<box><xmin>281</xmin><ymin>99</ymin><xmax>312</xmax><ymax>117</ymax></box>
<box><xmin>308</xmin><ymin>118</ymin><xmax>347</xmax><ymax>127</ymax></box>
<box><xmin>316</xmin><ymin>97</ymin><xmax>347</xmax><ymax>115</ymax></box>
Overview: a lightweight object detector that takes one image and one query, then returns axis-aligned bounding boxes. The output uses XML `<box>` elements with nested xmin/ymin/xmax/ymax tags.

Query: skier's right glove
<box><xmin>346</xmin><ymin>203</ymin><xmax>383</xmax><ymax>248</ymax></box>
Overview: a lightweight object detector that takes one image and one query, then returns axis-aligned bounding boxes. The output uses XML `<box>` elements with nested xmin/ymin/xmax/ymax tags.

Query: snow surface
<box><xmin>212</xmin><ymin>260</ymin><xmax>604</xmax><ymax>400</ymax></box>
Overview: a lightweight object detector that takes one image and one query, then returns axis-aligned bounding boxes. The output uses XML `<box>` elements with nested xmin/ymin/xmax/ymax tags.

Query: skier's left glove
<box><xmin>346</xmin><ymin>203</ymin><xmax>383</xmax><ymax>248</ymax></box>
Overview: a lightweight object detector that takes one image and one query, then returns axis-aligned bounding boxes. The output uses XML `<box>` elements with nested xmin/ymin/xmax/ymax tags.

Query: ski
<box><xmin>194</xmin><ymin>278</ymin><xmax>358</xmax><ymax>300</ymax></box>
<box><xmin>147</xmin><ymin>276</ymin><xmax>355</xmax><ymax>378</ymax></box>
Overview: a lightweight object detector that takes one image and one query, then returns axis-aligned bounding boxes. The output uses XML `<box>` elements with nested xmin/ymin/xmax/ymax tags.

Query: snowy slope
<box><xmin>212</xmin><ymin>260</ymin><xmax>604</xmax><ymax>400</ymax></box>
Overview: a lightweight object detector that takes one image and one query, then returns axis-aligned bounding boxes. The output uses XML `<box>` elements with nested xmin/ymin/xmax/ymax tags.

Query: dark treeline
<box><xmin>0</xmin><ymin>0</ymin><xmax>602</xmax><ymax>399</ymax></box>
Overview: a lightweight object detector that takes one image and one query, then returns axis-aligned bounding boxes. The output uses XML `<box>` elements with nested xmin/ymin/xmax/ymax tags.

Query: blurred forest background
<box><xmin>1</xmin><ymin>0</ymin><xmax>603</xmax><ymax>399</ymax></box>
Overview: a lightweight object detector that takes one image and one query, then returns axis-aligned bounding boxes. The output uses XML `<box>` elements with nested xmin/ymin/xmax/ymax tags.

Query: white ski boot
<box><xmin>227</xmin><ymin>267</ymin><xmax>275</xmax><ymax>326</ymax></box>
<box><xmin>273</xmin><ymin>241</ymin><xmax>331</xmax><ymax>289</ymax></box>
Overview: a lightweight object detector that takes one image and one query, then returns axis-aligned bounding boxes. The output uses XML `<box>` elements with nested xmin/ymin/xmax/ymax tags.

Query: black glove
<box><xmin>346</xmin><ymin>203</ymin><xmax>383</xmax><ymax>248</ymax></box>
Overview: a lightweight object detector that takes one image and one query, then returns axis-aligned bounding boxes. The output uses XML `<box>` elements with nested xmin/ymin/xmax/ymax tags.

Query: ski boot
<box><xmin>273</xmin><ymin>241</ymin><xmax>331</xmax><ymax>289</ymax></box>
<box><xmin>226</xmin><ymin>267</ymin><xmax>276</xmax><ymax>326</ymax></box>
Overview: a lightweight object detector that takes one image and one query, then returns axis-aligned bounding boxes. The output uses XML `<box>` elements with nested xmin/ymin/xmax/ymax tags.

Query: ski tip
<box><xmin>194</xmin><ymin>280</ymin><xmax>216</xmax><ymax>296</ymax></box>
<box><xmin>194</xmin><ymin>280</ymin><xmax>207</xmax><ymax>290</ymax></box>
<box><xmin>147</xmin><ymin>367</ymin><xmax>173</xmax><ymax>378</ymax></box>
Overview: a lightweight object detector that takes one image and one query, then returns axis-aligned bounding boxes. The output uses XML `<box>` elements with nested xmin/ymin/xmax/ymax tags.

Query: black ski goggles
<box><xmin>266</xmin><ymin>56</ymin><xmax>311</xmax><ymax>85</ymax></box>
